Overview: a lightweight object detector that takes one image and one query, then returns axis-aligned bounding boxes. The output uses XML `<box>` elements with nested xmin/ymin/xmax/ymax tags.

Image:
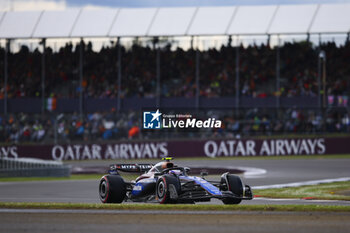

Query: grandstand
<box><xmin>0</xmin><ymin>4</ymin><xmax>349</xmax><ymax>144</ymax></box>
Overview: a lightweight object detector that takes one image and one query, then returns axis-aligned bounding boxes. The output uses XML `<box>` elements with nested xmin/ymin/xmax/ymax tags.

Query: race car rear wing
<box><xmin>109</xmin><ymin>164</ymin><xmax>153</xmax><ymax>174</ymax></box>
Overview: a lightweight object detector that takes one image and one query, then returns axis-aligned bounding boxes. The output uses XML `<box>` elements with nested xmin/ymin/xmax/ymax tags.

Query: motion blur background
<box><xmin>0</xmin><ymin>0</ymin><xmax>349</xmax><ymax>146</ymax></box>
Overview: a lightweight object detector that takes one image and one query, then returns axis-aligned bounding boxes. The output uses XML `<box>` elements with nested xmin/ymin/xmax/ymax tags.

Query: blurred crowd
<box><xmin>0</xmin><ymin>40</ymin><xmax>349</xmax><ymax>99</ymax></box>
<box><xmin>0</xmin><ymin>40</ymin><xmax>349</xmax><ymax>144</ymax></box>
<box><xmin>1</xmin><ymin>108</ymin><xmax>349</xmax><ymax>144</ymax></box>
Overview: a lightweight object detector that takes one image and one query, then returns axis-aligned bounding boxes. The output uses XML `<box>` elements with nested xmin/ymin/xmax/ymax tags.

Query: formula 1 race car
<box><xmin>98</xmin><ymin>157</ymin><xmax>253</xmax><ymax>204</ymax></box>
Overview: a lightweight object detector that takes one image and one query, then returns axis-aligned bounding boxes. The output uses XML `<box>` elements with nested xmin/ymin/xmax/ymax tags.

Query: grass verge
<box><xmin>254</xmin><ymin>181</ymin><xmax>350</xmax><ymax>201</ymax></box>
<box><xmin>0</xmin><ymin>202</ymin><xmax>349</xmax><ymax>212</ymax></box>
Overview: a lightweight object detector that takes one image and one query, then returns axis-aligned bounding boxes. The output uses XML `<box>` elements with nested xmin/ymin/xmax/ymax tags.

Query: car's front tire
<box><xmin>99</xmin><ymin>175</ymin><xmax>126</xmax><ymax>203</ymax></box>
<box><xmin>156</xmin><ymin>174</ymin><xmax>180</xmax><ymax>204</ymax></box>
<box><xmin>220</xmin><ymin>173</ymin><xmax>244</xmax><ymax>204</ymax></box>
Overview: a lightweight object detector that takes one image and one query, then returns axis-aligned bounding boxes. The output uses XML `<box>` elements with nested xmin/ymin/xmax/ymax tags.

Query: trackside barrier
<box><xmin>1</xmin><ymin>137</ymin><xmax>350</xmax><ymax>160</ymax></box>
<box><xmin>0</xmin><ymin>157</ymin><xmax>71</xmax><ymax>177</ymax></box>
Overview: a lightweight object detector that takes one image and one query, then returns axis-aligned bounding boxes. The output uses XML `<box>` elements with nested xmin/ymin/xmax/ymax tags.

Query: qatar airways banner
<box><xmin>0</xmin><ymin>137</ymin><xmax>349</xmax><ymax>161</ymax></box>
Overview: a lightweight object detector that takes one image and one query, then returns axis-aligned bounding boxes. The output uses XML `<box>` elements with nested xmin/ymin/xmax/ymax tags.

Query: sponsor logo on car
<box><xmin>133</xmin><ymin>185</ymin><xmax>143</xmax><ymax>191</ymax></box>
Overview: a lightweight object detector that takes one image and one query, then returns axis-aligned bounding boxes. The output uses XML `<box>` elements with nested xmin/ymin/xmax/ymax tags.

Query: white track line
<box><xmin>240</xmin><ymin>167</ymin><xmax>267</xmax><ymax>177</ymax></box>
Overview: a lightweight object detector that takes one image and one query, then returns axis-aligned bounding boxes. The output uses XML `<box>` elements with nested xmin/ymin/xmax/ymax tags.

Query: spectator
<box><xmin>2</xmin><ymin>41</ymin><xmax>349</xmax><ymax>99</ymax></box>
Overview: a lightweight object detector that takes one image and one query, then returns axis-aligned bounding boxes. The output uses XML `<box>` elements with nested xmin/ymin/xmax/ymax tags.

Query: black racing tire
<box><xmin>99</xmin><ymin>175</ymin><xmax>126</xmax><ymax>203</ymax></box>
<box><xmin>221</xmin><ymin>173</ymin><xmax>244</xmax><ymax>204</ymax></box>
<box><xmin>156</xmin><ymin>174</ymin><xmax>181</xmax><ymax>204</ymax></box>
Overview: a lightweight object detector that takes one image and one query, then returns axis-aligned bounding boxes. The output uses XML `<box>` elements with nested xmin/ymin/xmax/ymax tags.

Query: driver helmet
<box><xmin>154</xmin><ymin>161</ymin><xmax>174</xmax><ymax>172</ymax></box>
<box><xmin>161</xmin><ymin>162</ymin><xmax>174</xmax><ymax>169</ymax></box>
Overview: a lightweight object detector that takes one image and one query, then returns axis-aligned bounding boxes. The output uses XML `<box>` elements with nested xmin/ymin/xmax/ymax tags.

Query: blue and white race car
<box><xmin>99</xmin><ymin>157</ymin><xmax>253</xmax><ymax>204</ymax></box>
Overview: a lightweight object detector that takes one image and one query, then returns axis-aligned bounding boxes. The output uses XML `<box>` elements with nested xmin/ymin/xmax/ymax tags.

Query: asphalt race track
<box><xmin>0</xmin><ymin>157</ymin><xmax>350</xmax><ymax>205</ymax></box>
<box><xmin>1</xmin><ymin>209</ymin><xmax>350</xmax><ymax>233</ymax></box>
<box><xmin>1</xmin><ymin>157</ymin><xmax>350</xmax><ymax>233</ymax></box>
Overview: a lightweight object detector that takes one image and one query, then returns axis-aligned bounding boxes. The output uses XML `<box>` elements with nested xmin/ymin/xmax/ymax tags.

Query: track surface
<box><xmin>0</xmin><ymin>209</ymin><xmax>349</xmax><ymax>233</ymax></box>
<box><xmin>1</xmin><ymin>157</ymin><xmax>350</xmax><ymax>233</ymax></box>
<box><xmin>67</xmin><ymin>157</ymin><xmax>350</xmax><ymax>186</ymax></box>
<box><xmin>0</xmin><ymin>158</ymin><xmax>349</xmax><ymax>205</ymax></box>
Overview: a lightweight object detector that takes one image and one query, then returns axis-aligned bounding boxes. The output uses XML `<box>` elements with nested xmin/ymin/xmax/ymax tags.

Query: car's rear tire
<box><xmin>221</xmin><ymin>173</ymin><xmax>244</xmax><ymax>204</ymax></box>
<box><xmin>99</xmin><ymin>175</ymin><xmax>126</xmax><ymax>203</ymax></box>
<box><xmin>156</xmin><ymin>174</ymin><xmax>180</xmax><ymax>204</ymax></box>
